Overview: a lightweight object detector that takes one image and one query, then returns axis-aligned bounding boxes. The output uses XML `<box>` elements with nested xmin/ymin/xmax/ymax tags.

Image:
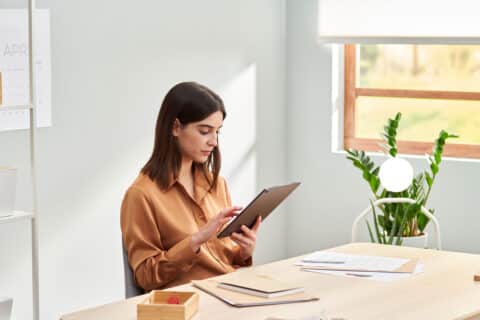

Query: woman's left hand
<box><xmin>231</xmin><ymin>216</ymin><xmax>262</xmax><ymax>261</ymax></box>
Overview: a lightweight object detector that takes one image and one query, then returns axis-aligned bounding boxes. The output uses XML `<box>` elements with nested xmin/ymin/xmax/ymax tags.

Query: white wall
<box><xmin>286</xmin><ymin>0</ymin><xmax>480</xmax><ymax>257</ymax></box>
<box><xmin>4</xmin><ymin>2</ymin><xmax>478</xmax><ymax>319</ymax></box>
<box><xmin>0</xmin><ymin>1</ymin><xmax>286</xmax><ymax>319</ymax></box>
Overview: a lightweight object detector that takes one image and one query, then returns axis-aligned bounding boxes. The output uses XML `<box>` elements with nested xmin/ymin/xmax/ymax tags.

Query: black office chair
<box><xmin>122</xmin><ymin>242</ymin><xmax>144</xmax><ymax>298</ymax></box>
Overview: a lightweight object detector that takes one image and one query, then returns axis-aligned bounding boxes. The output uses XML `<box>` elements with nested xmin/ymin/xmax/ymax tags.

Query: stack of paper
<box><xmin>296</xmin><ymin>251</ymin><xmax>424</xmax><ymax>282</ymax></box>
<box><xmin>192</xmin><ymin>273</ymin><xmax>318</xmax><ymax>307</ymax></box>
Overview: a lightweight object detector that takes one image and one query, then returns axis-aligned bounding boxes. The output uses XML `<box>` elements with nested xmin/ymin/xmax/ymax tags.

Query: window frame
<box><xmin>344</xmin><ymin>44</ymin><xmax>480</xmax><ymax>159</ymax></box>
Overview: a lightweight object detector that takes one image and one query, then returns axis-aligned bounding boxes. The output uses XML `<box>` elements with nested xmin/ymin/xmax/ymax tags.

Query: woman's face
<box><xmin>173</xmin><ymin>111</ymin><xmax>224</xmax><ymax>164</ymax></box>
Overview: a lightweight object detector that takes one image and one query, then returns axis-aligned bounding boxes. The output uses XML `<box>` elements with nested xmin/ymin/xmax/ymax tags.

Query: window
<box><xmin>344</xmin><ymin>44</ymin><xmax>480</xmax><ymax>158</ymax></box>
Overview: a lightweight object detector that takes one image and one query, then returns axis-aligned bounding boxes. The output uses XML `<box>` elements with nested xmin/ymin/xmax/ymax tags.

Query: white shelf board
<box><xmin>0</xmin><ymin>211</ymin><xmax>34</xmax><ymax>224</ymax></box>
<box><xmin>0</xmin><ymin>105</ymin><xmax>33</xmax><ymax>111</ymax></box>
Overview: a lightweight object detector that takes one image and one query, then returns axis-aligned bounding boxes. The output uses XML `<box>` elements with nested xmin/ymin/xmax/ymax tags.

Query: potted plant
<box><xmin>346</xmin><ymin>112</ymin><xmax>458</xmax><ymax>246</ymax></box>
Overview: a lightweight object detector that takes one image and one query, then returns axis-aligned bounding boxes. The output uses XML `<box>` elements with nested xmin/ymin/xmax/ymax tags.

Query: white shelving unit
<box><xmin>0</xmin><ymin>105</ymin><xmax>33</xmax><ymax>111</ymax></box>
<box><xmin>27</xmin><ymin>0</ymin><xmax>41</xmax><ymax>319</ymax></box>
<box><xmin>0</xmin><ymin>1</ymin><xmax>40</xmax><ymax>320</ymax></box>
<box><xmin>0</xmin><ymin>211</ymin><xmax>34</xmax><ymax>225</ymax></box>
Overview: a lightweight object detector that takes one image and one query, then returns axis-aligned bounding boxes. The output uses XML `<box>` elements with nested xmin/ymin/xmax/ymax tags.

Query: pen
<box><xmin>346</xmin><ymin>273</ymin><xmax>372</xmax><ymax>278</ymax></box>
<box><xmin>301</xmin><ymin>260</ymin><xmax>345</xmax><ymax>264</ymax></box>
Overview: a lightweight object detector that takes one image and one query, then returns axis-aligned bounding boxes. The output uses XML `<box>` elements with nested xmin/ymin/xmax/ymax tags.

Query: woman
<box><xmin>120</xmin><ymin>82</ymin><xmax>261</xmax><ymax>291</ymax></box>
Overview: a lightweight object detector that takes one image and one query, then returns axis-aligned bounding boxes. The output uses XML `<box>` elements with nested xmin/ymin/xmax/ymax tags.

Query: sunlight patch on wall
<box><xmin>218</xmin><ymin>64</ymin><xmax>257</xmax><ymax>207</ymax></box>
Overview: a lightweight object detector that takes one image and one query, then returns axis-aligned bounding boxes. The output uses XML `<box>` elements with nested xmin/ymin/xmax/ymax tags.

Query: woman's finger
<box><xmin>216</xmin><ymin>211</ymin><xmax>237</xmax><ymax>225</ymax></box>
<box><xmin>231</xmin><ymin>237</ymin><xmax>249</xmax><ymax>248</ymax></box>
<box><xmin>220</xmin><ymin>206</ymin><xmax>242</xmax><ymax>218</ymax></box>
<box><xmin>219</xmin><ymin>217</ymin><xmax>232</xmax><ymax>227</ymax></box>
<box><xmin>231</xmin><ymin>232</ymin><xmax>247</xmax><ymax>245</ymax></box>
<box><xmin>240</xmin><ymin>225</ymin><xmax>256</xmax><ymax>240</ymax></box>
<box><xmin>252</xmin><ymin>216</ymin><xmax>262</xmax><ymax>232</ymax></box>
<box><xmin>231</xmin><ymin>232</ymin><xmax>252</xmax><ymax>247</ymax></box>
<box><xmin>225</xmin><ymin>206</ymin><xmax>243</xmax><ymax>214</ymax></box>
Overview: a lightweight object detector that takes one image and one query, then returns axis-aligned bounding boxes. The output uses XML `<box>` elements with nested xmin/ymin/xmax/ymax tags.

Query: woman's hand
<box><xmin>231</xmin><ymin>216</ymin><xmax>261</xmax><ymax>261</ymax></box>
<box><xmin>190</xmin><ymin>206</ymin><xmax>242</xmax><ymax>252</ymax></box>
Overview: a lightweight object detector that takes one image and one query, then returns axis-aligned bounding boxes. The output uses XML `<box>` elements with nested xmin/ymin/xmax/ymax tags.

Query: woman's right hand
<box><xmin>191</xmin><ymin>206</ymin><xmax>242</xmax><ymax>252</ymax></box>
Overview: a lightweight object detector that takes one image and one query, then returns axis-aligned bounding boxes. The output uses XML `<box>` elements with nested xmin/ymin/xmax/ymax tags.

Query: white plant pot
<box><xmin>0</xmin><ymin>167</ymin><xmax>17</xmax><ymax>217</ymax></box>
<box><xmin>400</xmin><ymin>232</ymin><xmax>428</xmax><ymax>249</ymax></box>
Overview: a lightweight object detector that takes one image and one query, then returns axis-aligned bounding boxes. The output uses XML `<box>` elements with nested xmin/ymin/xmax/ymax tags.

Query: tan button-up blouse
<box><xmin>120</xmin><ymin>171</ymin><xmax>251</xmax><ymax>291</ymax></box>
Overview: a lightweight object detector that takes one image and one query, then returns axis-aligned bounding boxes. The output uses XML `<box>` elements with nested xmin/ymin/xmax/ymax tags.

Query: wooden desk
<box><xmin>60</xmin><ymin>243</ymin><xmax>480</xmax><ymax>320</ymax></box>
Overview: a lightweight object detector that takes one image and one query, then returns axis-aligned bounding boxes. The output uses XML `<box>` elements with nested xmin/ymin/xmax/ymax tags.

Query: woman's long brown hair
<box><xmin>142</xmin><ymin>82</ymin><xmax>226</xmax><ymax>191</ymax></box>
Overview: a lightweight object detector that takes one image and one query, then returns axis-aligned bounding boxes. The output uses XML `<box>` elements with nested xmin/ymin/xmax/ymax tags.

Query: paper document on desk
<box><xmin>296</xmin><ymin>251</ymin><xmax>424</xmax><ymax>282</ymax></box>
<box><xmin>304</xmin><ymin>263</ymin><xmax>424</xmax><ymax>282</ymax></box>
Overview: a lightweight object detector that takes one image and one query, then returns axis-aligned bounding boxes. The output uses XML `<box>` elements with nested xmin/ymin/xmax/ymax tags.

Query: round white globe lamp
<box><xmin>378</xmin><ymin>157</ymin><xmax>413</xmax><ymax>192</ymax></box>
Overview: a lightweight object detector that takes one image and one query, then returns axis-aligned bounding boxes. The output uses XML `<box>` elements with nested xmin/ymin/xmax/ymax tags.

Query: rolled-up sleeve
<box><xmin>120</xmin><ymin>187</ymin><xmax>200</xmax><ymax>291</ymax></box>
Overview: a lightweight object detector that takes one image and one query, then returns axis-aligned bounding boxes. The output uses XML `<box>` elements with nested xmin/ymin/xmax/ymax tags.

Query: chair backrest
<box><xmin>351</xmin><ymin>197</ymin><xmax>442</xmax><ymax>250</ymax></box>
<box><xmin>122</xmin><ymin>242</ymin><xmax>144</xmax><ymax>298</ymax></box>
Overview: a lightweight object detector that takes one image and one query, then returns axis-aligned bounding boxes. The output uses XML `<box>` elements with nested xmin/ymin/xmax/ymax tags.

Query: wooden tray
<box><xmin>137</xmin><ymin>290</ymin><xmax>199</xmax><ymax>320</ymax></box>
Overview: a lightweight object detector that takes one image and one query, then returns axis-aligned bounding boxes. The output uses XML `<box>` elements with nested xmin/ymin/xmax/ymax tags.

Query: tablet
<box><xmin>217</xmin><ymin>182</ymin><xmax>300</xmax><ymax>238</ymax></box>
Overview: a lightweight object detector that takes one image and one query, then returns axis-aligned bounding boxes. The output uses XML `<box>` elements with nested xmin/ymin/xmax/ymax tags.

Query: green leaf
<box><xmin>369</xmin><ymin>176</ymin><xmax>380</xmax><ymax>193</ymax></box>
<box><xmin>417</xmin><ymin>212</ymin><xmax>430</xmax><ymax>232</ymax></box>
<box><xmin>366</xmin><ymin>221</ymin><xmax>376</xmax><ymax>243</ymax></box>
<box><xmin>395</xmin><ymin>206</ymin><xmax>410</xmax><ymax>242</ymax></box>
<box><xmin>377</xmin><ymin>214</ymin><xmax>385</xmax><ymax>229</ymax></box>
<box><xmin>387</xmin><ymin>214</ymin><xmax>399</xmax><ymax>244</ymax></box>
<box><xmin>430</xmin><ymin>163</ymin><xmax>439</xmax><ymax>175</ymax></box>
<box><xmin>387</xmin><ymin>203</ymin><xmax>403</xmax><ymax>244</ymax></box>
<box><xmin>425</xmin><ymin>172</ymin><xmax>433</xmax><ymax>188</ymax></box>
<box><xmin>381</xmin><ymin>113</ymin><xmax>402</xmax><ymax>157</ymax></box>
<box><xmin>345</xmin><ymin>149</ymin><xmax>379</xmax><ymax>194</ymax></box>
<box><xmin>346</xmin><ymin>149</ymin><xmax>356</xmax><ymax>157</ymax></box>
<box><xmin>366</xmin><ymin>161</ymin><xmax>374</xmax><ymax>171</ymax></box>
<box><xmin>440</xmin><ymin>130</ymin><xmax>449</xmax><ymax>140</ymax></box>
<box><xmin>350</xmin><ymin>160</ymin><xmax>362</xmax><ymax>168</ymax></box>
<box><xmin>363</xmin><ymin>171</ymin><xmax>371</xmax><ymax>181</ymax></box>
<box><xmin>434</xmin><ymin>152</ymin><xmax>441</xmax><ymax>164</ymax></box>
<box><xmin>371</xmin><ymin>200</ymin><xmax>385</xmax><ymax>244</ymax></box>
<box><xmin>346</xmin><ymin>155</ymin><xmax>357</xmax><ymax>161</ymax></box>
<box><xmin>405</xmin><ymin>203</ymin><xmax>421</xmax><ymax>220</ymax></box>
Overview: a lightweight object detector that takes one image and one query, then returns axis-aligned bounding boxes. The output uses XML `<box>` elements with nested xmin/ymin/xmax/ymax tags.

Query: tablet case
<box><xmin>217</xmin><ymin>182</ymin><xmax>300</xmax><ymax>238</ymax></box>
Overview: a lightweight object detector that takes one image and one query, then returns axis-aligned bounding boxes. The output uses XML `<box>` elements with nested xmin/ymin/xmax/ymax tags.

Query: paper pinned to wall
<box><xmin>0</xmin><ymin>9</ymin><xmax>51</xmax><ymax>131</ymax></box>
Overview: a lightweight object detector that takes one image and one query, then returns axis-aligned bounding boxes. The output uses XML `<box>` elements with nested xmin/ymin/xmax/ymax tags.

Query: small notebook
<box><xmin>215</xmin><ymin>273</ymin><xmax>304</xmax><ymax>298</ymax></box>
<box><xmin>192</xmin><ymin>279</ymin><xmax>318</xmax><ymax>307</ymax></box>
<box><xmin>217</xmin><ymin>282</ymin><xmax>304</xmax><ymax>298</ymax></box>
